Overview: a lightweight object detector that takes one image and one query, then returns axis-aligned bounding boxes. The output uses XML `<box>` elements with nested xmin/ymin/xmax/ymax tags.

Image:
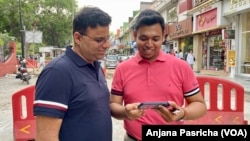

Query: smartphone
<box><xmin>138</xmin><ymin>102</ymin><xmax>170</xmax><ymax>109</ymax></box>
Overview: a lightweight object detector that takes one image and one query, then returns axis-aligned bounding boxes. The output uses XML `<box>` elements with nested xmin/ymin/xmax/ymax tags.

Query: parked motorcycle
<box><xmin>15</xmin><ymin>59</ymin><xmax>31</xmax><ymax>84</ymax></box>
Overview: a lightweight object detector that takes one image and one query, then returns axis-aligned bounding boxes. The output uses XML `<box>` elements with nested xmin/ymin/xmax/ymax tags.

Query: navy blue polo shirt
<box><xmin>34</xmin><ymin>46</ymin><xmax>112</xmax><ymax>141</ymax></box>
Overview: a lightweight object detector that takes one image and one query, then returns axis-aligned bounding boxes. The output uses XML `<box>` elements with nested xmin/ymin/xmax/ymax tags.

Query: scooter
<box><xmin>15</xmin><ymin>60</ymin><xmax>31</xmax><ymax>84</ymax></box>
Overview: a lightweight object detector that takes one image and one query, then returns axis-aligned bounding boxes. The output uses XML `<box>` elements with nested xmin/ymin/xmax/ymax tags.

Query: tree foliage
<box><xmin>0</xmin><ymin>32</ymin><xmax>15</xmax><ymax>62</ymax></box>
<box><xmin>0</xmin><ymin>0</ymin><xmax>77</xmax><ymax>48</ymax></box>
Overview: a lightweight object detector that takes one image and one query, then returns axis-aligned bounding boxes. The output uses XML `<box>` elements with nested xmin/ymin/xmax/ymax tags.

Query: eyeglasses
<box><xmin>79</xmin><ymin>32</ymin><xmax>110</xmax><ymax>46</ymax></box>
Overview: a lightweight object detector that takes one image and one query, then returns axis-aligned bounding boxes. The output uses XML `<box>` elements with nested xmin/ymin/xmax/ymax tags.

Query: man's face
<box><xmin>73</xmin><ymin>25</ymin><xmax>110</xmax><ymax>63</ymax></box>
<box><xmin>134</xmin><ymin>24</ymin><xmax>164</xmax><ymax>62</ymax></box>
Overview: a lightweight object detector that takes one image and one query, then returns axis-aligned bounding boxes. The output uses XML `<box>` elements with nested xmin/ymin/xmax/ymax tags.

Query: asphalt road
<box><xmin>0</xmin><ymin>71</ymin><xmax>125</xmax><ymax>141</ymax></box>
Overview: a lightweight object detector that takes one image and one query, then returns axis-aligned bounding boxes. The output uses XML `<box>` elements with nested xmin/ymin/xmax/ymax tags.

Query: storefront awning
<box><xmin>192</xmin><ymin>25</ymin><xmax>228</xmax><ymax>34</ymax></box>
<box><xmin>187</xmin><ymin>0</ymin><xmax>222</xmax><ymax>14</ymax></box>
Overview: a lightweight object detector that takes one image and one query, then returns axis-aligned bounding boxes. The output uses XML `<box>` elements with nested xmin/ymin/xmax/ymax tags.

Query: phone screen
<box><xmin>138</xmin><ymin>102</ymin><xmax>169</xmax><ymax>109</ymax></box>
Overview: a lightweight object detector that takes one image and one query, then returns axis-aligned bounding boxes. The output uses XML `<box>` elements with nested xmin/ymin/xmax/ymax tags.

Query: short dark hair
<box><xmin>134</xmin><ymin>9</ymin><xmax>165</xmax><ymax>33</ymax></box>
<box><xmin>73</xmin><ymin>7</ymin><xmax>112</xmax><ymax>34</ymax></box>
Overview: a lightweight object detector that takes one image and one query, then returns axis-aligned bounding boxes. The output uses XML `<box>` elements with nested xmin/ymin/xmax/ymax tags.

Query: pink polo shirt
<box><xmin>111</xmin><ymin>50</ymin><xmax>200</xmax><ymax>140</ymax></box>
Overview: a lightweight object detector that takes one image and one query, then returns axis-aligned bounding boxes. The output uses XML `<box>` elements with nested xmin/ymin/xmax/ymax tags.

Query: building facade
<box><xmin>116</xmin><ymin>0</ymin><xmax>250</xmax><ymax>78</ymax></box>
<box><xmin>223</xmin><ymin>0</ymin><xmax>250</xmax><ymax>77</ymax></box>
<box><xmin>188</xmin><ymin>0</ymin><xmax>230</xmax><ymax>74</ymax></box>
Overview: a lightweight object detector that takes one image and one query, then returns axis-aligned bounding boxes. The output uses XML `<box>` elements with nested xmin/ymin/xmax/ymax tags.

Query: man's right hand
<box><xmin>124</xmin><ymin>103</ymin><xmax>144</xmax><ymax>120</ymax></box>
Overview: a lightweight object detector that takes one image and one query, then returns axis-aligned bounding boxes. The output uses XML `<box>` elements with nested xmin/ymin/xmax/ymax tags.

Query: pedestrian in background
<box><xmin>170</xmin><ymin>49</ymin><xmax>175</xmax><ymax>56</ymax></box>
<box><xmin>186</xmin><ymin>49</ymin><xmax>195</xmax><ymax>69</ymax></box>
<box><xmin>109</xmin><ymin>9</ymin><xmax>206</xmax><ymax>141</ymax></box>
<box><xmin>38</xmin><ymin>54</ymin><xmax>45</xmax><ymax>70</ymax></box>
<box><xmin>33</xmin><ymin>6</ymin><xmax>112</xmax><ymax>141</ymax></box>
<box><xmin>178</xmin><ymin>49</ymin><xmax>184</xmax><ymax>60</ymax></box>
<box><xmin>20</xmin><ymin>57</ymin><xmax>27</xmax><ymax>68</ymax></box>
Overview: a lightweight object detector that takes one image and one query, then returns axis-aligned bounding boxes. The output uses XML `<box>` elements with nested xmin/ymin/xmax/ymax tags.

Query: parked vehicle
<box><xmin>15</xmin><ymin>59</ymin><xmax>31</xmax><ymax>84</ymax></box>
<box><xmin>104</xmin><ymin>55</ymin><xmax>119</xmax><ymax>68</ymax></box>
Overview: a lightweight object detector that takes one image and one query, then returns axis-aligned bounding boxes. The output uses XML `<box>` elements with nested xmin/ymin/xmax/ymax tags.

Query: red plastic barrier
<box><xmin>12</xmin><ymin>85</ymin><xmax>36</xmax><ymax>141</ymax></box>
<box><xmin>26</xmin><ymin>60</ymin><xmax>38</xmax><ymax>68</ymax></box>
<box><xmin>184</xmin><ymin>76</ymin><xmax>248</xmax><ymax>124</ymax></box>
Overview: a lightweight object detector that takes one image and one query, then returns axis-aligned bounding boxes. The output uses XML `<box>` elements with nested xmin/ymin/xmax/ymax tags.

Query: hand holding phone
<box><xmin>138</xmin><ymin>102</ymin><xmax>170</xmax><ymax>109</ymax></box>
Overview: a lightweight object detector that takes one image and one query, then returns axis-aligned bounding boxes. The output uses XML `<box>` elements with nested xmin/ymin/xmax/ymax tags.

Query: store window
<box><xmin>240</xmin><ymin>12</ymin><xmax>250</xmax><ymax>74</ymax></box>
<box><xmin>180</xmin><ymin>37</ymin><xmax>193</xmax><ymax>55</ymax></box>
<box><xmin>202</xmin><ymin>31</ymin><xmax>225</xmax><ymax>71</ymax></box>
<box><xmin>207</xmin><ymin>35</ymin><xmax>224</xmax><ymax>70</ymax></box>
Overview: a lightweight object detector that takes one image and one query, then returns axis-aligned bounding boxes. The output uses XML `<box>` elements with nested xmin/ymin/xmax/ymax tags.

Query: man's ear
<box><xmin>133</xmin><ymin>31</ymin><xmax>137</xmax><ymax>41</ymax></box>
<box><xmin>73</xmin><ymin>32</ymin><xmax>82</xmax><ymax>45</ymax></box>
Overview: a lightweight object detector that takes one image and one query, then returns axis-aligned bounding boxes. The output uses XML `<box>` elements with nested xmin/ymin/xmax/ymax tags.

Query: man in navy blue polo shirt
<box><xmin>34</xmin><ymin>6</ymin><xmax>112</xmax><ymax>141</ymax></box>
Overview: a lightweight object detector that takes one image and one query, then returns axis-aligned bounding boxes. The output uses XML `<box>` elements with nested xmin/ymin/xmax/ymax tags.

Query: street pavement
<box><xmin>0</xmin><ymin>69</ymin><xmax>249</xmax><ymax>141</ymax></box>
<box><xmin>0</xmin><ymin>71</ymin><xmax>126</xmax><ymax>141</ymax></box>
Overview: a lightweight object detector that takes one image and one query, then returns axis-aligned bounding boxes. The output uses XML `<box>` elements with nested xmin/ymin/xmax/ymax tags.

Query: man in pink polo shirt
<box><xmin>110</xmin><ymin>9</ymin><xmax>207</xmax><ymax>141</ymax></box>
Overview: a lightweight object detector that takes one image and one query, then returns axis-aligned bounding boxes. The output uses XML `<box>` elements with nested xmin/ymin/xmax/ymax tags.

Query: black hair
<box><xmin>73</xmin><ymin>6</ymin><xmax>112</xmax><ymax>34</ymax></box>
<box><xmin>134</xmin><ymin>9</ymin><xmax>165</xmax><ymax>33</ymax></box>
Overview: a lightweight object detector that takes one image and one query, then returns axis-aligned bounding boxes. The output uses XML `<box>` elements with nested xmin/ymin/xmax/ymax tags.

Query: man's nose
<box><xmin>102</xmin><ymin>40</ymin><xmax>111</xmax><ymax>49</ymax></box>
<box><xmin>145</xmin><ymin>39</ymin><xmax>154</xmax><ymax>46</ymax></box>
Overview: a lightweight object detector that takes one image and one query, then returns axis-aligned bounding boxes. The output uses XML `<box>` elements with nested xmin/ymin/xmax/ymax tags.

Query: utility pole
<box><xmin>19</xmin><ymin>0</ymin><xmax>25</xmax><ymax>58</ymax></box>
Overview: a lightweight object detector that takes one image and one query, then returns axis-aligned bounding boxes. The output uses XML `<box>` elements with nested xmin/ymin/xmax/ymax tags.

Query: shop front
<box><xmin>239</xmin><ymin>12</ymin><xmax>250</xmax><ymax>75</ymax></box>
<box><xmin>191</xmin><ymin>1</ymin><xmax>230</xmax><ymax>73</ymax></box>
<box><xmin>201</xmin><ymin>30</ymin><xmax>226</xmax><ymax>71</ymax></box>
<box><xmin>166</xmin><ymin>17</ymin><xmax>193</xmax><ymax>54</ymax></box>
<box><xmin>224</xmin><ymin>0</ymin><xmax>250</xmax><ymax>77</ymax></box>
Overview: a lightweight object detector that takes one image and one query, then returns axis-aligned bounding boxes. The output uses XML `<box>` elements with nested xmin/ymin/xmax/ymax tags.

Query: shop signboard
<box><xmin>25</xmin><ymin>31</ymin><xmax>42</xmax><ymax>43</ymax></box>
<box><xmin>227</xmin><ymin>50</ymin><xmax>236</xmax><ymax>67</ymax></box>
<box><xmin>222</xmin><ymin>29</ymin><xmax>235</xmax><ymax>40</ymax></box>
